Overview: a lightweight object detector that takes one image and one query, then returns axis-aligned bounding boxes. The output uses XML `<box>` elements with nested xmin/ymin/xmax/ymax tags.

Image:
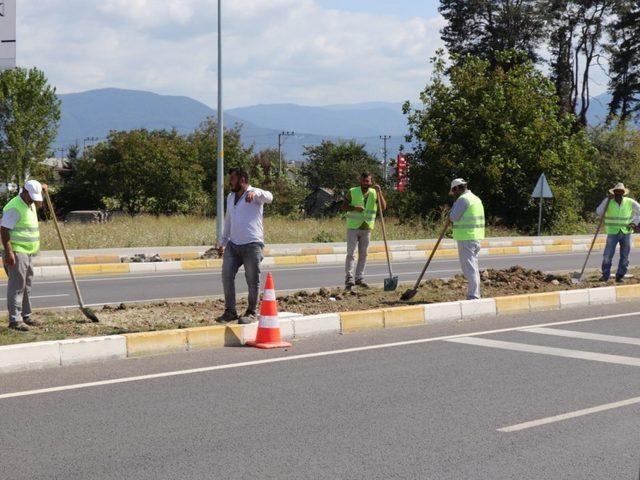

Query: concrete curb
<box><xmin>8</xmin><ymin>240</ymin><xmax>618</xmax><ymax>280</ymax></box>
<box><xmin>3</xmin><ymin>284</ymin><xmax>640</xmax><ymax>375</ymax></box>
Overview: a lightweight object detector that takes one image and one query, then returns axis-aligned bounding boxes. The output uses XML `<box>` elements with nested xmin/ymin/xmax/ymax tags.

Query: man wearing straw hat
<box><xmin>596</xmin><ymin>182</ymin><xmax>640</xmax><ymax>283</ymax></box>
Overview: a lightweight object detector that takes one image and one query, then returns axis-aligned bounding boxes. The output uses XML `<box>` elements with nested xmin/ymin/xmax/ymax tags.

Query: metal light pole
<box><xmin>215</xmin><ymin>0</ymin><xmax>224</xmax><ymax>242</ymax></box>
<box><xmin>278</xmin><ymin>131</ymin><xmax>294</xmax><ymax>174</ymax></box>
<box><xmin>380</xmin><ymin>135</ymin><xmax>391</xmax><ymax>181</ymax></box>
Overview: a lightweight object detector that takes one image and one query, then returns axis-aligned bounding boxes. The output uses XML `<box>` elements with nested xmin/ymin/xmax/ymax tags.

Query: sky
<box><xmin>18</xmin><ymin>0</ymin><xmax>445</xmax><ymax>108</ymax></box>
<box><xmin>17</xmin><ymin>0</ymin><xmax>607</xmax><ymax>109</ymax></box>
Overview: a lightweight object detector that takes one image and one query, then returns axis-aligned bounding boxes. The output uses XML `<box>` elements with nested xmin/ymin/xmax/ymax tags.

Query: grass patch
<box><xmin>38</xmin><ymin>215</ymin><xmax>522</xmax><ymax>250</ymax></box>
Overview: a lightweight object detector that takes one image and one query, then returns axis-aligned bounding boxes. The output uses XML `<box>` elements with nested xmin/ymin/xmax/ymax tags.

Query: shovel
<box><xmin>401</xmin><ymin>217</ymin><xmax>452</xmax><ymax>301</ymax></box>
<box><xmin>43</xmin><ymin>189</ymin><xmax>100</xmax><ymax>322</ymax></box>
<box><xmin>376</xmin><ymin>187</ymin><xmax>397</xmax><ymax>291</ymax></box>
<box><xmin>571</xmin><ymin>198</ymin><xmax>609</xmax><ymax>284</ymax></box>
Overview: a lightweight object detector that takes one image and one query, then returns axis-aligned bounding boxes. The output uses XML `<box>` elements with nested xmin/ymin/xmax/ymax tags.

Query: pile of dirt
<box><xmin>201</xmin><ymin>247</ymin><xmax>221</xmax><ymax>259</ymax></box>
<box><xmin>124</xmin><ymin>253</ymin><xmax>165</xmax><ymax>263</ymax></box>
<box><xmin>4</xmin><ymin>266</ymin><xmax>635</xmax><ymax>346</ymax></box>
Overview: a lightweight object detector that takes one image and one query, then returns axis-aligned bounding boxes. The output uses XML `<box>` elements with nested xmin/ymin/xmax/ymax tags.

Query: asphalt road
<box><xmin>0</xmin><ymin>250</ymin><xmax>617</xmax><ymax>310</ymax></box>
<box><xmin>1</xmin><ymin>301</ymin><xmax>639</xmax><ymax>479</ymax></box>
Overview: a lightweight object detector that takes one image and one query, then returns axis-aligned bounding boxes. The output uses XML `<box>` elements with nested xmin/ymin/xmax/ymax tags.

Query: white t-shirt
<box><xmin>219</xmin><ymin>186</ymin><xmax>273</xmax><ymax>247</ymax></box>
<box><xmin>0</xmin><ymin>206</ymin><xmax>20</xmax><ymax>229</ymax></box>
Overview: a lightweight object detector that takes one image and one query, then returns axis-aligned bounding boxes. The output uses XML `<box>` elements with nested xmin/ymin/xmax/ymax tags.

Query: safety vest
<box><xmin>452</xmin><ymin>191</ymin><xmax>485</xmax><ymax>241</ymax></box>
<box><xmin>346</xmin><ymin>187</ymin><xmax>377</xmax><ymax>230</ymax></box>
<box><xmin>604</xmin><ymin>197</ymin><xmax>634</xmax><ymax>235</ymax></box>
<box><xmin>2</xmin><ymin>195</ymin><xmax>40</xmax><ymax>254</ymax></box>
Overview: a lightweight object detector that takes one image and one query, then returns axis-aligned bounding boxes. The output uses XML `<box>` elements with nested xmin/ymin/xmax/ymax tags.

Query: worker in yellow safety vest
<box><xmin>449</xmin><ymin>178</ymin><xmax>485</xmax><ymax>300</ymax></box>
<box><xmin>1</xmin><ymin>180</ymin><xmax>46</xmax><ymax>331</ymax></box>
<box><xmin>596</xmin><ymin>182</ymin><xmax>640</xmax><ymax>283</ymax></box>
<box><xmin>341</xmin><ymin>172</ymin><xmax>387</xmax><ymax>290</ymax></box>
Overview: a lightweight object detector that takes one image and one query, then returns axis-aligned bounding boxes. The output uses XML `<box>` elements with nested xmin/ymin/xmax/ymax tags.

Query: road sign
<box><xmin>532</xmin><ymin>173</ymin><xmax>553</xmax><ymax>199</ymax></box>
<box><xmin>532</xmin><ymin>173</ymin><xmax>553</xmax><ymax>236</ymax></box>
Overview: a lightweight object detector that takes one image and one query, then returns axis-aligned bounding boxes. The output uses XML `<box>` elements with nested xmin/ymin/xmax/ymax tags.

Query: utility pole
<box><xmin>278</xmin><ymin>131</ymin><xmax>294</xmax><ymax>174</ymax></box>
<box><xmin>216</xmin><ymin>0</ymin><xmax>224</xmax><ymax>242</ymax></box>
<box><xmin>380</xmin><ymin>135</ymin><xmax>391</xmax><ymax>181</ymax></box>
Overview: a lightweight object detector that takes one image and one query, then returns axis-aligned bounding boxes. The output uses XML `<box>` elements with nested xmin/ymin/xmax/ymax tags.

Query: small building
<box><xmin>304</xmin><ymin>187</ymin><xmax>341</xmax><ymax>218</ymax></box>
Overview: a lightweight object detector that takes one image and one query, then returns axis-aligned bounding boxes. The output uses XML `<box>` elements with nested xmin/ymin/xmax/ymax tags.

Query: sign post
<box><xmin>531</xmin><ymin>173</ymin><xmax>554</xmax><ymax>236</ymax></box>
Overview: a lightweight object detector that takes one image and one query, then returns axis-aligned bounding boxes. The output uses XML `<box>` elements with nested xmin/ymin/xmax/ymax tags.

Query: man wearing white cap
<box><xmin>596</xmin><ymin>183</ymin><xmax>640</xmax><ymax>283</ymax></box>
<box><xmin>1</xmin><ymin>180</ymin><xmax>45</xmax><ymax>331</ymax></box>
<box><xmin>449</xmin><ymin>178</ymin><xmax>485</xmax><ymax>300</ymax></box>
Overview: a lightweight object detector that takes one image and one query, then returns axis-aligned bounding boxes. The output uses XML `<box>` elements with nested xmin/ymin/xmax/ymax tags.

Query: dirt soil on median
<box><xmin>1</xmin><ymin>266</ymin><xmax>637</xmax><ymax>346</ymax></box>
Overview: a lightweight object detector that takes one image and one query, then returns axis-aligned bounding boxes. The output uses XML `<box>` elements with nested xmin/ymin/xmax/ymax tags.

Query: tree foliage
<box><xmin>0</xmin><ymin>67</ymin><xmax>61</xmax><ymax>184</ymax></box>
<box><xmin>439</xmin><ymin>0</ymin><xmax>545</xmax><ymax>68</ymax></box>
<box><xmin>300</xmin><ymin>140</ymin><xmax>383</xmax><ymax>194</ymax></box>
<box><xmin>606</xmin><ymin>0</ymin><xmax>640</xmax><ymax>124</ymax></box>
<box><xmin>403</xmin><ymin>51</ymin><xmax>597</xmax><ymax>233</ymax></box>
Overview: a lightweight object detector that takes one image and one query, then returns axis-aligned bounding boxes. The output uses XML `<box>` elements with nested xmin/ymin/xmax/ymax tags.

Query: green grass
<box><xmin>38</xmin><ymin>215</ymin><xmax>522</xmax><ymax>250</ymax></box>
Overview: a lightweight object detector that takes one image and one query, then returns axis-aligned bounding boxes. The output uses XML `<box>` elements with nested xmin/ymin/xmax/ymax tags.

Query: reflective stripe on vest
<box><xmin>2</xmin><ymin>195</ymin><xmax>40</xmax><ymax>254</ymax></box>
<box><xmin>346</xmin><ymin>187</ymin><xmax>377</xmax><ymax>230</ymax></box>
<box><xmin>605</xmin><ymin>197</ymin><xmax>634</xmax><ymax>235</ymax></box>
<box><xmin>452</xmin><ymin>191</ymin><xmax>485</xmax><ymax>241</ymax></box>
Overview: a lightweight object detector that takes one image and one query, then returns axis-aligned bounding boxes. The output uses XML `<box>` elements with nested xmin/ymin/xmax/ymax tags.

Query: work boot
<box><xmin>8</xmin><ymin>321</ymin><xmax>30</xmax><ymax>332</ymax></box>
<box><xmin>355</xmin><ymin>280</ymin><xmax>370</xmax><ymax>289</ymax></box>
<box><xmin>598</xmin><ymin>276</ymin><xmax>609</xmax><ymax>282</ymax></box>
<box><xmin>23</xmin><ymin>317</ymin><xmax>40</xmax><ymax>327</ymax></box>
<box><xmin>238</xmin><ymin>311</ymin><xmax>258</xmax><ymax>325</ymax></box>
<box><xmin>615</xmin><ymin>276</ymin><xmax>625</xmax><ymax>283</ymax></box>
<box><xmin>345</xmin><ymin>281</ymin><xmax>355</xmax><ymax>292</ymax></box>
<box><xmin>216</xmin><ymin>310</ymin><xmax>239</xmax><ymax>324</ymax></box>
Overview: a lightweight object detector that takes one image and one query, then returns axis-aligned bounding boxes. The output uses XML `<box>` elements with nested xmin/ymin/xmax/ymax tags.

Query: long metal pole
<box><xmin>537</xmin><ymin>197</ymin><xmax>543</xmax><ymax>236</ymax></box>
<box><xmin>215</xmin><ymin>0</ymin><xmax>224</xmax><ymax>242</ymax></box>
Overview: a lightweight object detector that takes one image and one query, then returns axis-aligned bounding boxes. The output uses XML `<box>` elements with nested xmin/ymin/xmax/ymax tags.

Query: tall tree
<box><xmin>545</xmin><ymin>0</ymin><xmax>615</xmax><ymax>125</ymax></box>
<box><xmin>606</xmin><ymin>0</ymin><xmax>640</xmax><ymax>124</ymax></box>
<box><xmin>439</xmin><ymin>0</ymin><xmax>546</xmax><ymax>68</ymax></box>
<box><xmin>403</xmin><ymin>51</ymin><xmax>597</xmax><ymax>233</ymax></box>
<box><xmin>0</xmin><ymin>67</ymin><xmax>61</xmax><ymax>184</ymax></box>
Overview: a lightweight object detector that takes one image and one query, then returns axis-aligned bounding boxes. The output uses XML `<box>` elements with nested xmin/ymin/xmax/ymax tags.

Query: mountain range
<box><xmin>56</xmin><ymin>87</ymin><xmax>635</xmax><ymax>161</ymax></box>
<box><xmin>56</xmin><ymin>88</ymin><xmax>408</xmax><ymax>160</ymax></box>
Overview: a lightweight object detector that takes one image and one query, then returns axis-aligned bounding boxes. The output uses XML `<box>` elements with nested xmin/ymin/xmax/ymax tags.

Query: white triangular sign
<box><xmin>532</xmin><ymin>173</ymin><xmax>553</xmax><ymax>199</ymax></box>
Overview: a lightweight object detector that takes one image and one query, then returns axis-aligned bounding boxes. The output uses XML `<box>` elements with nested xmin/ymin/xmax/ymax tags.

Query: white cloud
<box><xmin>17</xmin><ymin>0</ymin><xmax>444</xmax><ymax>107</ymax></box>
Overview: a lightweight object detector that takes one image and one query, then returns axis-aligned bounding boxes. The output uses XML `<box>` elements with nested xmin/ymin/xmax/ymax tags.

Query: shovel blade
<box><xmin>570</xmin><ymin>272</ymin><xmax>583</xmax><ymax>285</ymax></box>
<box><xmin>400</xmin><ymin>288</ymin><xmax>417</xmax><ymax>301</ymax></box>
<box><xmin>384</xmin><ymin>276</ymin><xmax>399</xmax><ymax>292</ymax></box>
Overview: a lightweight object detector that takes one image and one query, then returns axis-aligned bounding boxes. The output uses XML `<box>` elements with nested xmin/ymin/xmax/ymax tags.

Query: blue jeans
<box><xmin>602</xmin><ymin>233</ymin><xmax>631</xmax><ymax>280</ymax></box>
<box><xmin>222</xmin><ymin>242</ymin><xmax>264</xmax><ymax>314</ymax></box>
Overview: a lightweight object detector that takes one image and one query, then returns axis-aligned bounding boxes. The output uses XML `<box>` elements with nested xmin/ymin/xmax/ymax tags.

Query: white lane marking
<box><xmin>498</xmin><ymin>395</ymin><xmax>640</xmax><ymax>432</ymax></box>
<box><xmin>2</xmin><ymin>310</ymin><xmax>640</xmax><ymax>401</ymax></box>
<box><xmin>525</xmin><ymin>327</ymin><xmax>640</xmax><ymax>346</ymax></box>
<box><xmin>1</xmin><ymin>251</ymin><xmax>587</xmax><ymax>286</ymax></box>
<box><xmin>0</xmin><ymin>294</ymin><xmax>69</xmax><ymax>301</ymax></box>
<box><xmin>446</xmin><ymin>337</ymin><xmax>640</xmax><ymax>367</ymax></box>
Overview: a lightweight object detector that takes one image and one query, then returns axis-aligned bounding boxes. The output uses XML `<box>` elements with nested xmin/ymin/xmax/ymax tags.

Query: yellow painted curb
<box><xmin>274</xmin><ymin>255</ymin><xmax>318</xmax><ymax>265</ymax></box>
<box><xmin>553</xmin><ymin>239</ymin><xmax>573</xmax><ymax>245</ymax></box>
<box><xmin>433</xmin><ymin>249</ymin><xmax>457</xmax><ymax>258</ymax></box>
<box><xmin>502</xmin><ymin>247</ymin><xmax>520</xmax><ymax>255</ymax></box>
<box><xmin>495</xmin><ymin>294</ymin><xmax>530</xmax><ymax>313</ymax></box>
<box><xmin>615</xmin><ymin>284</ymin><xmax>640</xmax><ymax>300</ymax></box>
<box><xmin>545</xmin><ymin>245</ymin><xmax>572</xmax><ymax>253</ymax></box>
<box><xmin>73</xmin><ymin>263</ymin><xmax>131</xmax><ymax>276</ymax></box>
<box><xmin>340</xmin><ymin>309</ymin><xmax>384</xmax><ymax>333</ymax></box>
<box><xmin>301</xmin><ymin>247</ymin><xmax>333</xmax><ymax>255</ymax></box>
<box><xmin>125</xmin><ymin>330</ymin><xmax>188</xmax><ymax>357</ymax></box>
<box><xmin>368</xmin><ymin>252</ymin><xmax>388</xmax><ymax>261</ymax></box>
<box><xmin>185</xmin><ymin>325</ymin><xmax>243</xmax><ymax>349</ymax></box>
<box><xmin>417</xmin><ymin>243</ymin><xmax>436</xmax><ymax>251</ymax></box>
<box><xmin>529</xmin><ymin>291</ymin><xmax>560</xmax><ymax>311</ymax></box>
<box><xmin>74</xmin><ymin>255</ymin><xmax>121</xmax><ymax>264</ymax></box>
<box><xmin>181</xmin><ymin>259</ymin><xmax>209</xmax><ymax>270</ymax></box>
<box><xmin>0</xmin><ymin>269</ymin><xmax>6</xmax><ymax>280</ymax></box>
<box><xmin>383</xmin><ymin>306</ymin><xmax>424</xmax><ymax>328</ymax></box>
<box><xmin>511</xmin><ymin>240</ymin><xmax>533</xmax><ymax>247</ymax></box>
<box><xmin>159</xmin><ymin>252</ymin><xmax>200</xmax><ymax>261</ymax></box>
<box><xmin>488</xmin><ymin>248</ymin><xmax>505</xmax><ymax>256</ymax></box>
<box><xmin>368</xmin><ymin>245</ymin><xmax>387</xmax><ymax>253</ymax></box>
<box><xmin>206</xmin><ymin>259</ymin><xmax>223</xmax><ymax>269</ymax></box>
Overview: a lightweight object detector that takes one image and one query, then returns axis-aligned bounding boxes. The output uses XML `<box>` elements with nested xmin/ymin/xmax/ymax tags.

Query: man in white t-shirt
<box><xmin>215</xmin><ymin>168</ymin><xmax>273</xmax><ymax>325</ymax></box>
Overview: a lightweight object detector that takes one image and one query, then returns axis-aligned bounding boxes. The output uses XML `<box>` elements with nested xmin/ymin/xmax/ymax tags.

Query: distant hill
<box><xmin>55</xmin><ymin>88</ymin><xmax>410</xmax><ymax>160</ymax></box>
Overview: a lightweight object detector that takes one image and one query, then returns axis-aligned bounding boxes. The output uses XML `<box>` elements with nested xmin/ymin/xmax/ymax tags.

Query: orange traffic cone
<box><xmin>246</xmin><ymin>273</ymin><xmax>292</xmax><ymax>349</ymax></box>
